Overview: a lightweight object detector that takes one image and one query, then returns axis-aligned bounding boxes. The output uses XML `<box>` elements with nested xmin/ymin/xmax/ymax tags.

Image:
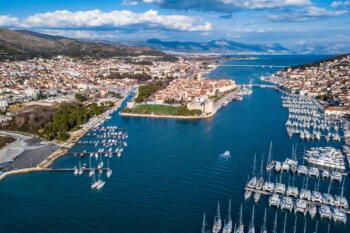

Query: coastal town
<box><xmin>263</xmin><ymin>54</ymin><xmax>350</xmax><ymax>116</ymax></box>
<box><xmin>0</xmin><ymin>54</ymin><xmax>219</xmax><ymax>177</ymax></box>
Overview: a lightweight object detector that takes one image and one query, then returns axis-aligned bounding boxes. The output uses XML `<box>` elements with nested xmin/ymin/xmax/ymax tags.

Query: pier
<box><xmin>245</xmin><ymin>186</ymin><xmax>350</xmax><ymax>215</ymax></box>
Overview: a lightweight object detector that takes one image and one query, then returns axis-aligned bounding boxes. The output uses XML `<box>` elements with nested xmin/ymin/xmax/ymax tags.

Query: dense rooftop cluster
<box><xmin>269</xmin><ymin>55</ymin><xmax>350</xmax><ymax>109</ymax></box>
<box><xmin>151</xmin><ymin>78</ymin><xmax>236</xmax><ymax>104</ymax></box>
<box><xmin>0</xmin><ymin>55</ymin><xmax>214</xmax><ymax>111</ymax></box>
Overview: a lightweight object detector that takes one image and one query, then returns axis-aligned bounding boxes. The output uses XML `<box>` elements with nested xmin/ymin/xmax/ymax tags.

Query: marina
<box><xmin>1</xmin><ymin>54</ymin><xmax>349</xmax><ymax>233</ymax></box>
<box><xmin>283</xmin><ymin>95</ymin><xmax>344</xmax><ymax>143</ymax></box>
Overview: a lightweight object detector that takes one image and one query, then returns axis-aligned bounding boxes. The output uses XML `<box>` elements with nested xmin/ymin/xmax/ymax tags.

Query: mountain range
<box><xmin>126</xmin><ymin>39</ymin><xmax>290</xmax><ymax>54</ymax></box>
<box><xmin>0</xmin><ymin>28</ymin><xmax>170</xmax><ymax>60</ymax></box>
<box><xmin>1</xmin><ymin>28</ymin><xmax>349</xmax><ymax>58</ymax></box>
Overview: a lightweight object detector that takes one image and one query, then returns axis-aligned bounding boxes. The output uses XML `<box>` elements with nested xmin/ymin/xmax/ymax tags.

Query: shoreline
<box><xmin>0</xmin><ymin>98</ymin><xmax>123</xmax><ymax>181</ymax></box>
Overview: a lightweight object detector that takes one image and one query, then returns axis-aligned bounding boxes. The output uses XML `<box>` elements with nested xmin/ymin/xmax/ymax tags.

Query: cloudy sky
<box><xmin>0</xmin><ymin>0</ymin><xmax>349</xmax><ymax>47</ymax></box>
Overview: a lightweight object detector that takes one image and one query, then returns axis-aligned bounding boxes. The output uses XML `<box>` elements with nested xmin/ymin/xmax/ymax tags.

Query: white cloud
<box><xmin>0</xmin><ymin>15</ymin><xmax>19</xmax><ymax>27</ymax></box>
<box><xmin>38</xmin><ymin>29</ymin><xmax>120</xmax><ymax>39</ymax></box>
<box><xmin>1</xmin><ymin>9</ymin><xmax>212</xmax><ymax>32</ymax></box>
<box><xmin>306</xmin><ymin>6</ymin><xmax>347</xmax><ymax>17</ymax></box>
<box><xmin>331</xmin><ymin>1</ymin><xmax>350</xmax><ymax>8</ymax></box>
<box><xmin>268</xmin><ymin>6</ymin><xmax>347</xmax><ymax>21</ymax></box>
<box><xmin>122</xmin><ymin>0</ymin><xmax>139</xmax><ymax>6</ymax></box>
<box><xmin>143</xmin><ymin>0</ymin><xmax>162</xmax><ymax>3</ymax></box>
<box><xmin>221</xmin><ymin>0</ymin><xmax>311</xmax><ymax>9</ymax></box>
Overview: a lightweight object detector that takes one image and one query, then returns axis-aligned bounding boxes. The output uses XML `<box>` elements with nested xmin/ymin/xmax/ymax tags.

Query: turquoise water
<box><xmin>0</xmin><ymin>54</ymin><xmax>348</xmax><ymax>233</ymax></box>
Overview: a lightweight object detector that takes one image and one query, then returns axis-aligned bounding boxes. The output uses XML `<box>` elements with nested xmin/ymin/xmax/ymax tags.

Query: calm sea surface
<box><xmin>0</xmin><ymin>54</ymin><xmax>348</xmax><ymax>233</ymax></box>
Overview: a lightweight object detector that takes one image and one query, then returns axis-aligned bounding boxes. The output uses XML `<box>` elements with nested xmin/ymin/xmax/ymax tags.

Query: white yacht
<box><xmin>294</xmin><ymin>199</ymin><xmax>307</xmax><ymax>216</ymax></box>
<box><xmin>322</xmin><ymin>170</ymin><xmax>330</xmax><ymax>179</ymax></box>
<box><xmin>319</xmin><ymin>205</ymin><xmax>332</xmax><ymax>220</ymax></box>
<box><xmin>269</xmin><ymin>194</ymin><xmax>281</xmax><ymax>208</ymax></box>
<box><xmin>286</xmin><ymin>186</ymin><xmax>299</xmax><ymax>198</ymax></box>
<box><xmin>281</xmin><ymin>196</ymin><xmax>293</xmax><ymax>211</ymax></box>
<box><xmin>275</xmin><ymin>161</ymin><xmax>282</xmax><ymax>172</ymax></box>
<box><xmin>297</xmin><ymin>165</ymin><xmax>308</xmax><ymax>175</ymax></box>
<box><xmin>332</xmin><ymin>208</ymin><xmax>347</xmax><ymax>224</ymax></box>
<box><xmin>308</xmin><ymin>203</ymin><xmax>317</xmax><ymax>218</ymax></box>
<box><xmin>274</xmin><ymin>183</ymin><xmax>286</xmax><ymax>195</ymax></box>
<box><xmin>263</xmin><ymin>181</ymin><xmax>274</xmax><ymax>192</ymax></box>
<box><xmin>311</xmin><ymin>191</ymin><xmax>323</xmax><ymax>203</ymax></box>
<box><xmin>299</xmin><ymin>189</ymin><xmax>312</xmax><ymax>201</ymax></box>
<box><xmin>308</xmin><ymin>167</ymin><xmax>319</xmax><ymax>178</ymax></box>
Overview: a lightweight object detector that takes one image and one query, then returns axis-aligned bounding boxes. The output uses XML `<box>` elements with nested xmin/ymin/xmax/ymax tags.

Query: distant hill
<box><xmin>0</xmin><ymin>28</ymin><xmax>171</xmax><ymax>60</ymax></box>
<box><xmin>290</xmin><ymin>42</ymin><xmax>350</xmax><ymax>55</ymax></box>
<box><xmin>126</xmin><ymin>39</ymin><xmax>290</xmax><ymax>54</ymax></box>
<box><xmin>290</xmin><ymin>52</ymin><xmax>350</xmax><ymax>70</ymax></box>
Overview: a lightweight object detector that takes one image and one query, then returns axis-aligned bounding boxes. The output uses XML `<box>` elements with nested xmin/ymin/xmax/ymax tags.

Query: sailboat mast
<box><xmin>272</xmin><ymin>211</ymin><xmax>278</xmax><ymax>233</ymax></box>
<box><xmin>228</xmin><ymin>199</ymin><xmax>232</xmax><ymax>221</ymax></box>
<box><xmin>250</xmin><ymin>205</ymin><xmax>255</xmax><ymax>228</ymax></box>
<box><xmin>303</xmin><ymin>218</ymin><xmax>307</xmax><ymax>233</ymax></box>
<box><xmin>268</xmin><ymin>141</ymin><xmax>272</xmax><ymax>162</ymax></box>
<box><xmin>293</xmin><ymin>216</ymin><xmax>298</xmax><ymax>233</ymax></box>
<box><xmin>201</xmin><ymin>212</ymin><xmax>206</xmax><ymax>233</ymax></box>
<box><xmin>314</xmin><ymin>221</ymin><xmax>319</xmax><ymax>233</ymax></box>
<box><xmin>239</xmin><ymin>204</ymin><xmax>243</xmax><ymax>227</ymax></box>
<box><xmin>260</xmin><ymin>154</ymin><xmax>264</xmax><ymax>177</ymax></box>
<box><xmin>328</xmin><ymin>180</ymin><xmax>332</xmax><ymax>194</ymax></box>
<box><xmin>262</xmin><ymin>208</ymin><xmax>267</xmax><ymax>233</ymax></box>
<box><xmin>217</xmin><ymin>201</ymin><xmax>221</xmax><ymax>220</ymax></box>
<box><xmin>253</xmin><ymin>154</ymin><xmax>257</xmax><ymax>177</ymax></box>
<box><xmin>282</xmin><ymin>213</ymin><xmax>287</xmax><ymax>233</ymax></box>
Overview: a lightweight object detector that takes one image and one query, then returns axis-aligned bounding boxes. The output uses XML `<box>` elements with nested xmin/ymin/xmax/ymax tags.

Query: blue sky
<box><xmin>0</xmin><ymin>0</ymin><xmax>349</xmax><ymax>48</ymax></box>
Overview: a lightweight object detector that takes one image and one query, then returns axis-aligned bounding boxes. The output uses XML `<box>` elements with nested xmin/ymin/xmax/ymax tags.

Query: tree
<box><xmin>75</xmin><ymin>93</ymin><xmax>87</xmax><ymax>102</ymax></box>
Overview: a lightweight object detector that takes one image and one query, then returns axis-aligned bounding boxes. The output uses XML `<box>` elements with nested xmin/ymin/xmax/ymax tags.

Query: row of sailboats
<box><xmin>201</xmin><ymin>202</ymin><xmax>330</xmax><ymax>233</ymax></box>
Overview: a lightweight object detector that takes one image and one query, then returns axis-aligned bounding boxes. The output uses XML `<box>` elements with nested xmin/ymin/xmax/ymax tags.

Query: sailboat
<box><xmin>78</xmin><ymin>160</ymin><xmax>84</xmax><ymax>175</ymax></box>
<box><xmin>266</xmin><ymin>141</ymin><xmax>275</xmax><ymax>171</ymax></box>
<box><xmin>248</xmin><ymin>205</ymin><xmax>255</xmax><ymax>233</ymax></box>
<box><xmin>73</xmin><ymin>166</ymin><xmax>79</xmax><ymax>175</ymax></box>
<box><xmin>201</xmin><ymin>212</ymin><xmax>206</xmax><ymax>233</ymax></box>
<box><xmin>212</xmin><ymin>201</ymin><xmax>222</xmax><ymax>233</ymax></box>
<box><xmin>97</xmin><ymin>154</ymin><xmax>104</xmax><ymax>170</ymax></box>
<box><xmin>235</xmin><ymin>204</ymin><xmax>244</xmax><ymax>233</ymax></box>
<box><xmin>96</xmin><ymin>172</ymin><xmax>105</xmax><ymax>190</ymax></box>
<box><xmin>89</xmin><ymin>155</ymin><xmax>95</xmax><ymax>177</ymax></box>
<box><xmin>106</xmin><ymin>158</ymin><xmax>112</xmax><ymax>178</ymax></box>
<box><xmin>90</xmin><ymin>172</ymin><xmax>99</xmax><ymax>189</ymax></box>
<box><xmin>254</xmin><ymin>154</ymin><xmax>264</xmax><ymax>202</ymax></box>
<box><xmin>335</xmin><ymin>177</ymin><xmax>348</xmax><ymax>208</ymax></box>
<box><xmin>223</xmin><ymin>199</ymin><xmax>233</xmax><ymax>233</ymax></box>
